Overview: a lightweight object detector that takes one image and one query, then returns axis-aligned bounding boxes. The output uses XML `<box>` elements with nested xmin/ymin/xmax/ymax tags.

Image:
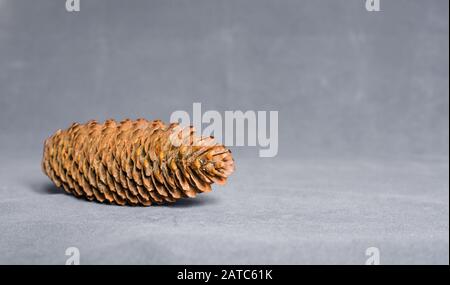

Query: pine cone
<box><xmin>42</xmin><ymin>119</ymin><xmax>235</xmax><ymax>206</ymax></box>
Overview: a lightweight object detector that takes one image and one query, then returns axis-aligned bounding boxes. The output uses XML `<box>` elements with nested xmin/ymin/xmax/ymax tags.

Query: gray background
<box><xmin>0</xmin><ymin>0</ymin><xmax>448</xmax><ymax>264</ymax></box>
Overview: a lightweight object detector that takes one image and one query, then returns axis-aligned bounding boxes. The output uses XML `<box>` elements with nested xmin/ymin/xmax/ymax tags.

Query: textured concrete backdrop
<box><xmin>0</xmin><ymin>0</ymin><xmax>448</xmax><ymax>264</ymax></box>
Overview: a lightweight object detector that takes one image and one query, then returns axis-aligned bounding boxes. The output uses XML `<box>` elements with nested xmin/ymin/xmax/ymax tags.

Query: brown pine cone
<box><xmin>41</xmin><ymin>118</ymin><xmax>235</xmax><ymax>206</ymax></box>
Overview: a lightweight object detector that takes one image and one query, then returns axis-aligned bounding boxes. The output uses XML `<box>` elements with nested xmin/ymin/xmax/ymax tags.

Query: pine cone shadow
<box><xmin>32</xmin><ymin>181</ymin><xmax>218</xmax><ymax>207</ymax></box>
<box><xmin>168</xmin><ymin>195</ymin><xmax>218</xmax><ymax>208</ymax></box>
<box><xmin>32</xmin><ymin>181</ymin><xmax>66</xmax><ymax>195</ymax></box>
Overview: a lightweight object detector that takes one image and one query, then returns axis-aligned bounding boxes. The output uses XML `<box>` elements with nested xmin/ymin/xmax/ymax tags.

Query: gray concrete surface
<box><xmin>0</xmin><ymin>0</ymin><xmax>448</xmax><ymax>264</ymax></box>
<box><xmin>0</xmin><ymin>149</ymin><xmax>448</xmax><ymax>264</ymax></box>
